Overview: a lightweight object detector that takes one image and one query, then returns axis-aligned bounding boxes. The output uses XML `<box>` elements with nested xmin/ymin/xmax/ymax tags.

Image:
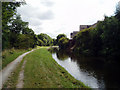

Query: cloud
<box><xmin>17</xmin><ymin>4</ymin><xmax>54</xmax><ymax>21</ymax></box>
<box><xmin>29</xmin><ymin>25</ymin><xmax>43</xmax><ymax>34</ymax></box>
<box><xmin>17</xmin><ymin>0</ymin><xmax>120</xmax><ymax>39</ymax></box>
<box><xmin>29</xmin><ymin>18</ymin><xmax>42</xmax><ymax>26</ymax></box>
<box><xmin>40</xmin><ymin>0</ymin><xmax>54</xmax><ymax>7</ymax></box>
<box><xmin>37</xmin><ymin>10</ymin><xmax>54</xmax><ymax>20</ymax></box>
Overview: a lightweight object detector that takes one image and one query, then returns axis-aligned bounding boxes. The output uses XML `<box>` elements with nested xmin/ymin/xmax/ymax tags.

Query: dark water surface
<box><xmin>49</xmin><ymin>48</ymin><xmax>120</xmax><ymax>89</ymax></box>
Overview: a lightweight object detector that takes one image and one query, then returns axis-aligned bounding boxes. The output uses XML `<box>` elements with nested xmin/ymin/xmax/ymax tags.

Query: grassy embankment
<box><xmin>3</xmin><ymin>47</ymin><xmax>90</xmax><ymax>88</ymax></box>
<box><xmin>2</xmin><ymin>48</ymin><xmax>31</xmax><ymax>69</ymax></box>
<box><xmin>23</xmin><ymin>48</ymin><xmax>89</xmax><ymax>88</ymax></box>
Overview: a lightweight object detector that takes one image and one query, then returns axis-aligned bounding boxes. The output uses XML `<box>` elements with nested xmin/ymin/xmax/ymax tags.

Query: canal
<box><xmin>49</xmin><ymin>48</ymin><xmax>120</xmax><ymax>89</ymax></box>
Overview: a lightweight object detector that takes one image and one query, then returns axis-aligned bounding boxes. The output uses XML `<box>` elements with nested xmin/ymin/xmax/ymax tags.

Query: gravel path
<box><xmin>16</xmin><ymin>60</ymin><xmax>26</xmax><ymax>88</ymax></box>
<box><xmin>0</xmin><ymin>49</ymin><xmax>35</xmax><ymax>89</ymax></box>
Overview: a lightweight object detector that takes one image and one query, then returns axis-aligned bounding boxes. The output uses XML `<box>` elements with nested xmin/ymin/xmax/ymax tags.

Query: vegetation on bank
<box><xmin>58</xmin><ymin>2</ymin><xmax>120</xmax><ymax>64</ymax></box>
<box><xmin>73</xmin><ymin>16</ymin><xmax>120</xmax><ymax>61</ymax></box>
<box><xmin>23</xmin><ymin>48</ymin><xmax>89</xmax><ymax>88</ymax></box>
<box><xmin>2</xmin><ymin>48</ymin><xmax>31</xmax><ymax>69</ymax></box>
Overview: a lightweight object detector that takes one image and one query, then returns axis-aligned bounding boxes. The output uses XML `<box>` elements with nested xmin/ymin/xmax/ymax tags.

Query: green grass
<box><xmin>23</xmin><ymin>48</ymin><xmax>90</xmax><ymax>88</ymax></box>
<box><xmin>2</xmin><ymin>48</ymin><xmax>31</xmax><ymax>69</ymax></box>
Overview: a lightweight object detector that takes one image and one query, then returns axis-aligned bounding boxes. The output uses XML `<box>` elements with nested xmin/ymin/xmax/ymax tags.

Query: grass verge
<box><xmin>2</xmin><ymin>48</ymin><xmax>31</xmax><ymax>69</ymax></box>
<box><xmin>23</xmin><ymin>48</ymin><xmax>90</xmax><ymax>88</ymax></box>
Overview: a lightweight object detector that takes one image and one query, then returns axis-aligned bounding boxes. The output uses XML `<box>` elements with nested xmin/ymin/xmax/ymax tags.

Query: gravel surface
<box><xmin>0</xmin><ymin>49</ymin><xmax>35</xmax><ymax>89</ymax></box>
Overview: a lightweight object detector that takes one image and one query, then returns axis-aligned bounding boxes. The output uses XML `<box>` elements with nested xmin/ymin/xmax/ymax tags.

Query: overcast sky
<box><xmin>17</xmin><ymin>0</ymin><xmax>119</xmax><ymax>38</ymax></box>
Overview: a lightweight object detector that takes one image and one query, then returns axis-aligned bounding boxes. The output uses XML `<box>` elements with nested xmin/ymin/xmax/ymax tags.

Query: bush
<box><xmin>37</xmin><ymin>33</ymin><xmax>53</xmax><ymax>46</ymax></box>
<box><xmin>15</xmin><ymin>34</ymin><xmax>36</xmax><ymax>49</ymax></box>
<box><xmin>58</xmin><ymin>37</ymin><xmax>69</xmax><ymax>49</ymax></box>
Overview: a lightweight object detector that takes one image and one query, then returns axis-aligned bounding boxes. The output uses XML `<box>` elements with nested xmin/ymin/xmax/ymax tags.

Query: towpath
<box><xmin>0</xmin><ymin>49</ymin><xmax>35</xmax><ymax>89</ymax></box>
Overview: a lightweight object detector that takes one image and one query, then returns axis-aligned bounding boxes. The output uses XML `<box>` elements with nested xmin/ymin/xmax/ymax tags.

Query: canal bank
<box><xmin>3</xmin><ymin>47</ymin><xmax>89</xmax><ymax>88</ymax></box>
<box><xmin>49</xmin><ymin>47</ymin><xmax>120</xmax><ymax>89</ymax></box>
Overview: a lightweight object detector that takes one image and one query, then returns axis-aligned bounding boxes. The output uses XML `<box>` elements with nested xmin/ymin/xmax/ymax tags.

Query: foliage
<box><xmin>58</xmin><ymin>37</ymin><xmax>69</xmax><ymax>49</ymax></box>
<box><xmin>2</xmin><ymin>48</ymin><xmax>27</xmax><ymax>69</ymax></box>
<box><xmin>97</xmin><ymin>16</ymin><xmax>120</xmax><ymax>59</ymax></box>
<box><xmin>8</xmin><ymin>15</ymin><xmax>36</xmax><ymax>49</ymax></box>
<box><xmin>2</xmin><ymin>2</ymin><xmax>37</xmax><ymax>50</ymax></box>
<box><xmin>56</xmin><ymin>34</ymin><xmax>67</xmax><ymax>44</ymax></box>
<box><xmin>115</xmin><ymin>1</ymin><xmax>120</xmax><ymax>21</ymax></box>
<box><xmin>2</xmin><ymin>2</ymin><xmax>21</xmax><ymax>49</ymax></box>
<box><xmin>73</xmin><ymin>15</ymin><xmax>120</xmax><ymax>61</ymax></box>
<box><xmin>37</xmin><ymin>33</ymin><xmax>53</xmax><ymax>46</ymax></box>
<box><xmin>22</xmin><ymin>27</ymin><xmax>34</xmax><ymax>35</ymax></box>
<box><xmin>15</xmin><ymin>34</ymin><xmax>36</xmax><ymax>49</ymax></box>
<box><xmin>73</xmin><ymin>28</ymin><xmax>93</xmax><ymax>55</ymax></box>
<box><xmin>52</xmin><ymin>39</ymin><xmax>57</xmax><ymax>46</ymax></box>
<box><xmin>9</xmin><ymin>15</ymin><xmax>29</xmax><ymax>34</ymax></box>
<box><xmin>37</xmin><ymin>39</ymin><xmax>44</xmax><ymax>46</ymax></box>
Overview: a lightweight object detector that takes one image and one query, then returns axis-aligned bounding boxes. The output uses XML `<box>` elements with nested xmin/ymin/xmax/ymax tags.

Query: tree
<box><xmin>52</xmin><ymin>39</ymin><xmax>57</xmax><ymax>46</ymax></box>
<box><xmin>2</xmin><ymin>2</ymin><xmax>22</xmax><ymax>49</ymax></box>
<box><xmin>115</xmin><ymin>1</ymin><xmax>120</xmax><ymax>21</ymax></box>
<box><xmin>99</xmin><ymin>16</ymin><xmax>120</xmax><ymax>58</ymax></box>
<box><xmin>22</xmin><ymin>28</ymin><xmax>34</xmax><ymax>35</ymax></box>
<box><xmin>58</xmin><ymin>37</ymin><xmax>69</xmax><ymax>49</ymax></box>
<box><xmin>37</xmin><ymin>39</ymin><xmax>44</xmax><ymax>46</ymax></box>
<box><xmin>10</xmin><ymin>15</ymin><xmax>29</xmax><ymax>34</ymax></box>
<box><xmin>37</xmin><ymin>33</ymin><xmax>53</xmax><ymax>46</ymax></box>
<box><xmin>56</xmin><ymin>34</ymin><xmax>67</xmax><ymax>44</ymax></box>
<box><xmin>8</xmin><ymin>15</ymin><xmax>34</xmax><ymax>48</ymax></box>
<box><xmin>2</xmin><ymin>2</ymin><xmax>37</xmax><ymax>49</ymax></box>
<box><xmin>73</xmin><ymin>28</ymin><xmax>93</xmax><ymax>55</ymax></box>
<box><xmin>15</xmin><ymin>34</ymin><xmax>36</xmax><ymax>49</ymax></box>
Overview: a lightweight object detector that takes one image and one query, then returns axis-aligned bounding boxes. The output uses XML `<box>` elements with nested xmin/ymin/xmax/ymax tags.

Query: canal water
<box><xmin>49</xmin><ymin>48</ymin><xmax>120</xmax><ymax>89</ymax></box>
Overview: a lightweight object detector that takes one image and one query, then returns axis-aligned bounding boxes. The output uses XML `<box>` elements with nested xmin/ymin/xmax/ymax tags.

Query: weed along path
<box><xmin>0</xmin><ymin>49</ymin><xmax>35</xmax><ymax>89</ymax></box>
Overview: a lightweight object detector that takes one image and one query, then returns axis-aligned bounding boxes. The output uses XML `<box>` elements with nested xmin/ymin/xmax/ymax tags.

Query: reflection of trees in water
<box><xmin>71</xmin><ymin>55</ymin><xmax>120</xmax><ymax>88</ymax></box>
<box><xmin>71</xmin><ymin>55</ymin><xmax>105</xmax><ymax>78</ymax></box>
<box><xmin>48</xmin><ymin>47</ymin><xmax>58</xmax><ymax>54</ymax></box>
<box><xmin>48</xmin><ymin>47</ymin><xmax>69</xmax><ymax>60</ymax></box>
<box><xmin>56</xmin><ymin>49</ymin><xmax>69</xmax><ymax>60</ymax></box>
<box><xmin>60</xmin><ymin>50</ymin><xmax>120</xmax><ymax>88</ymax></box>
<box><xmin>49</xmin><ymin>47</ymin><xmax>120</xmax><ymax>88</ymax></box>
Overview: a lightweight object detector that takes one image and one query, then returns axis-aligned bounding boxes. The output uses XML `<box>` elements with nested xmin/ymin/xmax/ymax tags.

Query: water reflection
<box><xmin>52</xmin><ymin>53</ymin><xmax>99</xmax><ymax>88</ymax></box>
<box><xmin>49</xmin><ymin>47</ymin><xmax>120</xmax><ymax>89</ymax></box>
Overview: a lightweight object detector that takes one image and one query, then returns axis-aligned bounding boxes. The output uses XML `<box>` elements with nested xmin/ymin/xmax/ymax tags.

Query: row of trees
<box><xmin>57</xmin><ymin>2</ymin><xmax>120</xmax><ymax>63</ymax></box>
<box><xmin>2</xmin><ymin>1</ymin><xmax>70</xmax><ymax>50</ymax></box>
<box><xmin>36</xmin><ymin>33</ymin><xmax>69</xmax><ymax>48</ymax></box>
<box><xmin>70</xmin><ymin>2</ymin><xmax>120</xmax><ymax>62</ymax></box>
<box><xmin>2</xmin><ymin>2</ymin><xmax>37</xmax><ymax>50</ymax></box>
<box><xmin>37</xmin><ymin>33</ymin><xmax>53</xmax><ymax>46</ymax></box>
<box><xmin>56</xmin><ymin>34</ymin><xmax>69</xmax><ymax>49</ymax></box>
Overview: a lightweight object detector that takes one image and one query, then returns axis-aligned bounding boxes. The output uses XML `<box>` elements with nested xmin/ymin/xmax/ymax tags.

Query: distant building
<box><xmin>70</xmin><ymin>31</ymin><xmax>79</xmax><ymax>38</ymax></box>
<box><xmin>80</xmin><ymin>25</ymin><xmax>92</xmax><ymax>31</ymax></box>
<box><xmin>80</xmin><ymin>23</ymin><xmax>97</xmax><ymax>31</ymax></box>
<box><xmin>70</xmin><ymin>22</ymin><xmax>98</xmax><ymax>38</ymax></box>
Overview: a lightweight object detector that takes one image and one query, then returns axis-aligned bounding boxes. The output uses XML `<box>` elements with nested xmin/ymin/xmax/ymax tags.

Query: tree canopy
<box><xmin>37</xmin><ymin>33</ymin><xmax>53</xmax><ymax>46</ymax></box>
<box><xmin>2</xmin><ymin>2</ymin><xmax>36</xmax><ymax>49</ymax></box>
<box><xmin>56</xmin><ymin>34</ymin><xmax>67</xmax><ymax>44</ymax></box>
